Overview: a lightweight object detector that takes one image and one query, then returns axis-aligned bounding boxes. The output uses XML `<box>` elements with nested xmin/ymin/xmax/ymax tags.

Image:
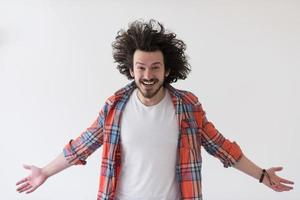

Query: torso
<box><xmin>115</xmin><ymin>89</ymin><xmax>180</xmax><ymax>200</ymax></box>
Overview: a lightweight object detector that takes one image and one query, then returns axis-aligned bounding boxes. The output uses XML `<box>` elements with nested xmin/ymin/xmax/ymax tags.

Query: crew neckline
<box><xmin>133</xmin><ymin>88</ymin><xmax>169</xmax><ymax>108</ymax></box>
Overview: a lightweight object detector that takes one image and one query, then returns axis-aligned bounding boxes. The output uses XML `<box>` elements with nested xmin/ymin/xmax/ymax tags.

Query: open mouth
<box><xmin>142</xmin><ymin>80</ymin><xmax>155</xmax><ymax>86</ymax></box>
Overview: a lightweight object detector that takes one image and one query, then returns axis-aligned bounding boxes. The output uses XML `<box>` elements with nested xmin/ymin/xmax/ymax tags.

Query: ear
<box><xmin>129</xmin><ymin>68</ymin><xmax>134</xmax><ymax>78</ymax></box>
<box><xmin>165</xmin><ymin>69</ymin><xmax>170</xmax><ymax>77</ymax></box>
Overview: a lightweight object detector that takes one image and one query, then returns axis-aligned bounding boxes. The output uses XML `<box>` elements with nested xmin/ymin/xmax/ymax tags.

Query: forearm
<box><xmin>234</xmin><ymin>154</ymin><xmax>263</xmax><ymax>180</ymax></box>
<box><xmin>42</xmin><ymin>152</ymin><xmax>73</xmax><ymax>178</ymax></box>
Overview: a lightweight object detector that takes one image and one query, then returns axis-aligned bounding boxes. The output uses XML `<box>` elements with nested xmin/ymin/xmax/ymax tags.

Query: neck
<box><xmin>137</xmin><ymin>87</ymin><xmax>166</xmax><ymax>106</ymax></box>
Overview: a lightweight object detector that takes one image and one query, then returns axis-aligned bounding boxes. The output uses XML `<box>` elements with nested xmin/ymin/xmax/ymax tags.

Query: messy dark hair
<box><xmin>112</xmin><ymin>19</ymin><xmax>191</xmax><ymax>84</ymax></box>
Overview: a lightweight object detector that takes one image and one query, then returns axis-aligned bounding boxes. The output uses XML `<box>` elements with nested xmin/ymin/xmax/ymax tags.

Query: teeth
<box><xmin>142</xmin><ymin>81</ymin><xmax>154</xmax><ymax>85</ymax></box>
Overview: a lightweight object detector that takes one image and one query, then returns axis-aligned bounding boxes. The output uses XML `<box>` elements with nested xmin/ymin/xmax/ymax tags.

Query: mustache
<box><xmin>140</xmin><ymin>79</ymin><xmax>158</xmax><ymax>82</ymax></box>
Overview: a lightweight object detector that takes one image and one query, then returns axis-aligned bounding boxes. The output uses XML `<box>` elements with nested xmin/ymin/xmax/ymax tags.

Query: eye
<box><xmin>136</xmin><ymin>66</ymin><xmax>145</xmax><ymax>70</ymax></box>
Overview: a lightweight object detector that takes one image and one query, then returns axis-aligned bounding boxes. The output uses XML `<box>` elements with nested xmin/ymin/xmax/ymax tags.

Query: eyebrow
<box><xmin>135</xmin><ymin>62</ymin><xmax>146</xmax><ymax>65</ymax></box>
<box><xmin>135</xmin><ymin>61</ymin><xmax>162</xmax><ymax>66</ymax></box>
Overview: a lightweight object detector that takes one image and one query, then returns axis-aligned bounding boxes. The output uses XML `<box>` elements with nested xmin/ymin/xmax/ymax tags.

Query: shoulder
<box><xmin>177</xmin><ymin>89</ymin><xmax>199</xmax><ymax>104</ymax></box>
<box><xmin>105</xmin><ymin>81</ymin><xmax>136</xmax><ymax>106</ymax></box>
<box><xmin>168</xmin><ymin>85</ymin><xmax>200</xmax><ymax>105</ymax></box>
<box><xmin>168</xmin><ymin>85</ymin><xmax>205</xmax><ymax>115</ymax></box>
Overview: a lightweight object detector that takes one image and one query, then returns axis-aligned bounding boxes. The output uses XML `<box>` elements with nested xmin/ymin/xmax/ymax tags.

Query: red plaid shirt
<box><xmin>64</xmin><ymin>82</ymin><xmax>242</xmax><ymax>200</ymax></box>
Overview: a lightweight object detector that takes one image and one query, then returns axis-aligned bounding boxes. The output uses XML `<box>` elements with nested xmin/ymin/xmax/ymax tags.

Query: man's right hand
<box><xmin>16</xmin><ymin>164</ymin><xmax>48</xmax><ymax>194</ymax></box>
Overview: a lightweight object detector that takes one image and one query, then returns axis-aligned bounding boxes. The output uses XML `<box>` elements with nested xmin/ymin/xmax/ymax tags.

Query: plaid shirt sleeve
<box><xmin>63</xmin><ymin>104</ymin><xmax>106</xmax><ymax>165</ymax></box>
<box><xmin>196</xmin><ymin>100</ymin><xmax>243</xmax><ymax>168</ymax></box>
<box><xmin>184</xmin><ymin>93</ymin><xmax>242</xmax><ymax>168</ymax></box>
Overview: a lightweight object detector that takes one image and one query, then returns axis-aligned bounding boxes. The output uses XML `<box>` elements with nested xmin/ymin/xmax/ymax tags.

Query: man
<box><xmin>16</xmin><ymin>19</ymin><xmax>294</xmax><ymax>200</ymax></box>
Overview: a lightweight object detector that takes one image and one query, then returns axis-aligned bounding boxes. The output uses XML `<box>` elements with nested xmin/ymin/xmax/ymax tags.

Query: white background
<box><xmin>0</xmin><ymin>0</ymin><xmax>299</xmax><ymax>199</ymax></box>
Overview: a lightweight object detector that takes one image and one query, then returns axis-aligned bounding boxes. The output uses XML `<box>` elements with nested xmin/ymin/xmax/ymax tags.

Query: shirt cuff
<box><xmin>63</xmin><ymin>139</ymin><xmax>87</xmax><ymax>165</ymax></box>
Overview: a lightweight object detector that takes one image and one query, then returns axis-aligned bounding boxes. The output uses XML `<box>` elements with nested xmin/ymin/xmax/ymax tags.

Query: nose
<box><xmin>144</xmin><ymin>68</ymin><xmax>154</xmax><ymax>80</ymax></box>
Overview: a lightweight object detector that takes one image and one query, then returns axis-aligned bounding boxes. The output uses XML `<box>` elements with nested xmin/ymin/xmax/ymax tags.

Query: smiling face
<box><xmin>130</xmin><ymin>50</ymin><xmax>169</xmax><ymax>106</ymax></box>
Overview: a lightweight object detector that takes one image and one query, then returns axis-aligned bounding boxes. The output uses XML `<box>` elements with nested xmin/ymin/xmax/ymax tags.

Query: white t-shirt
<box><xmin>115</xmin><ymin>89</ymin><xmax>180</xmax><ymax>200</ymax></box>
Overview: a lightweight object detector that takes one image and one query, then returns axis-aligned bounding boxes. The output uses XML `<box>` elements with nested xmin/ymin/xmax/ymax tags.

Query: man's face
<box><xmin>130</xmin><ymin>50</ymin><xmax>169</xmax><ymax>100</ymax></box>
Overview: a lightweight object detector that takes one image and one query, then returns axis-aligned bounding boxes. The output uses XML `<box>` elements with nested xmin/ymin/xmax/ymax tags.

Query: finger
<box><xmin>277</xmin><ymin>184</ymin><xmax>293</xmax><ymax>191</ymax></box>
<box><xmin>273</xmin><ymin>184</ymin><xmax>284</xmax><ymax>192</ymax></box>
<box><xmin>16</xmin><ymin>177</ymin><xmax>28</xmax><ymax>185</ymax></box>
<box><xmin>271</xmin><ymin>167</ymin><xmax>283</xmax><ymax>172</ymax></box>
<box><xmin>279</xmin><ymin>178</ymin><xmax>294</xmax><ymax>185</ymax></box>
<box><xmin>17</xmin><ymin>182</ymin><xmax>29</xmax><ymax>191</ymax></box>
<box><xmin>16</xmin><ymin>183</ymin><xmax>30</xmax><ymax>192</ymax></box>
<box><xmin>23</xmin><ymin>164</ymin><xmax>32</xmax><ymax>170</ymax></box>
<box><xmin>279</xmin><ymin>182</ymin><xmax>294</xmax><ymax>190</ymax></box>
<box><xmin>26</xmin><ymin>186</ymin><xmax>38</xmax><ymax>194</ymax></box>
<box><xmin>271</xmin><ymin>182</ymin><xmax>293</xmax><ymax>192</ymax></box>
<box><xmin>19</xmin><ymin>184</ymin><xmax>33</xmax><ymax>193</ymax></box>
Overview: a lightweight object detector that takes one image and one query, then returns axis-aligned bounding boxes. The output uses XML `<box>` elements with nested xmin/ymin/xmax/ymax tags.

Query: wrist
<box><xmin>41</xmin><ymin>166</ymin><xmax>52</xmax><ymax>178</ymax></box>
<box><xmin>259</xmin><ymin>168</ymin><xmax>272</xmax><ymax>185</ymax></box>
<box><xmin>259</xmin><ymin>169</ymin><xmax>266</xmax><ymax>183</ymax></box>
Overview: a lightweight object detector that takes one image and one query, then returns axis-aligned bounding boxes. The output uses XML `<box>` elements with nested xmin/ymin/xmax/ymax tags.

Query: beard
<box><xmin>136</xmin><ymin>78</ymin><xmax>164</xmax><ymax>99</ymax></box>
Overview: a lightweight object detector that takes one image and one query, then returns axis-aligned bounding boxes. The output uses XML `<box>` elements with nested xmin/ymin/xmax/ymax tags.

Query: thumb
<box><xmin>272</xmin><ymin>167</ymin><xmax>283</xmax><ymax>172</ymax></box>
<box><xmin>23</xmin><ymin>164</ymin><xmax>32</xmax><ymax>170</ymax></box>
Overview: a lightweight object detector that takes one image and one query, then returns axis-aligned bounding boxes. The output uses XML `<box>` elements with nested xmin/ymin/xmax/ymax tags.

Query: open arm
<box><xmin>16</xmin><ymin>152</ymin><xmax>72</xmax><ymax>194</ymax></box>
<box><xmin>234</xmin><ymin>154</ymin><xmax>294</xmax><ymax>192</ymax></box>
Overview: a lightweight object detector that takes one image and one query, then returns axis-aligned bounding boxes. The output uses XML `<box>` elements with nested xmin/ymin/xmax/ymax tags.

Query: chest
<box><xmin>120</xmin><ymin>95</ymin><xmax>179</xmax><ymax>149</ymax></box>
